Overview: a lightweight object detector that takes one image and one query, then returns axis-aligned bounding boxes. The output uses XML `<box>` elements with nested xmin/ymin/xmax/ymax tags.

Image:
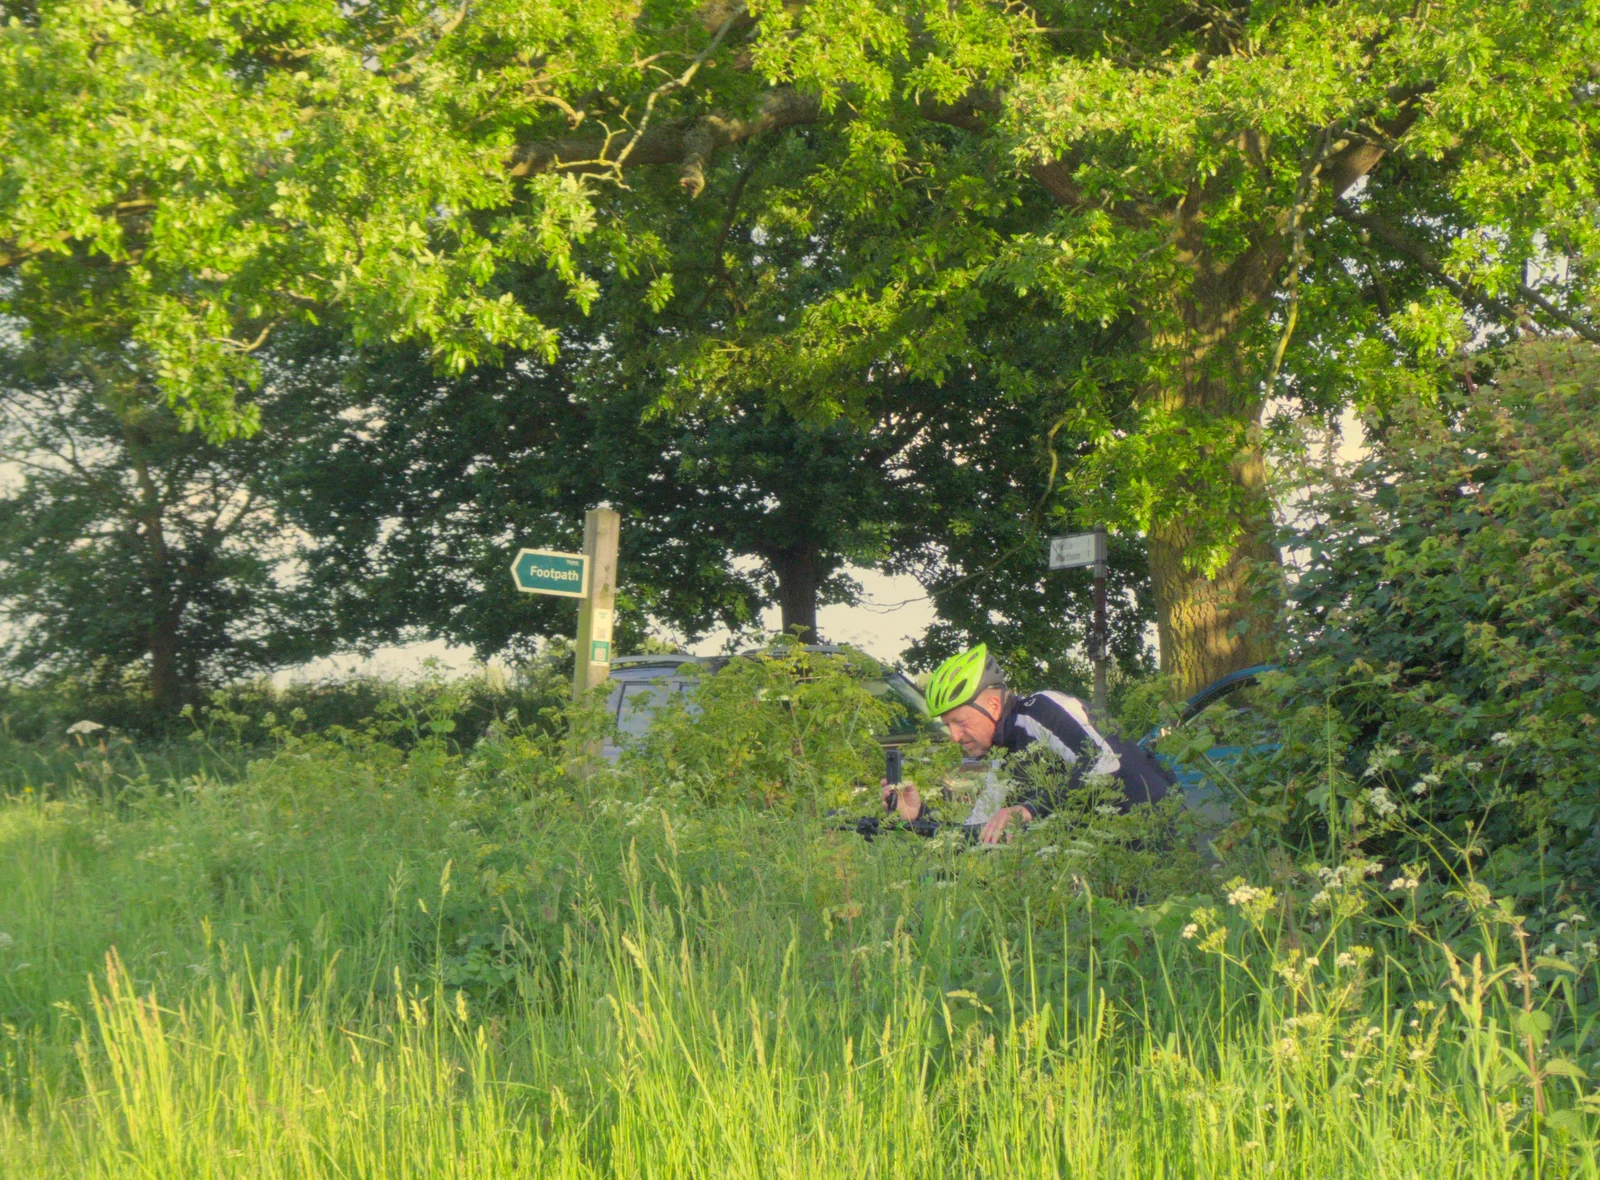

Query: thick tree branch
<box><xmin>0</xmin><ymin>232</ymin><xmax>71</xmax><ymax>268</ymax></box>
<box><xmin>1212</xmin><ymin>85</ymin><xmax>1434</xmax><ymax>311</ymax></box>
<box><xmin>508</xmin><ymin>87</ymin><xmax>824</xmax><ymax>194</ymax></box>
<box><xmin>615</xmin><ymin>11</ymin><xmax>743</xmax><ymax>173</ymax></box>
<box><xmin>1517</xmin><ymin>281</ymin><xmax>1600</xmax><ymax>343</ymax></box>
<box><xmin>1334</xmin><ymin>202</ymin><xmax>1600</xmax><ymax>343</ymax></box>
<box><xmin>686</xmin><ymin>147</ymin><xmax>766</xmax><ymax>317</ymax></box>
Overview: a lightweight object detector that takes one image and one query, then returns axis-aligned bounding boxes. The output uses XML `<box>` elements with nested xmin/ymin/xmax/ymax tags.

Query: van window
<box><xmin>616</xmin><ymin>681</ymin><xmax>669</xmax><ymax>739</ymax></box>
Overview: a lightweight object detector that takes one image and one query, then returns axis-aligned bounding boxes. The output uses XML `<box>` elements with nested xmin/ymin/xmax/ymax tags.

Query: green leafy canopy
<box><xmin>4</xmin><ymin>0</ymin><xmax>1598</xmax><ymax>645</ymax></box>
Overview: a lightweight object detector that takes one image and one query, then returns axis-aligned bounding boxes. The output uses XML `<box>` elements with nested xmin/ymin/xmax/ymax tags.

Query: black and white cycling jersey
<box><xmin>990</xmin><ymin>691</ymin><xmax>1172</xmax><ymax>819</ymax></box>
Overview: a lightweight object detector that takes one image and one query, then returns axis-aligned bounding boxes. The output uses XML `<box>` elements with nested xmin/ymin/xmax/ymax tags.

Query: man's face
<box><xmin>940</xmin><ymin>689</ymin><xmax>1002</xmax><ymax>758</ymax></box>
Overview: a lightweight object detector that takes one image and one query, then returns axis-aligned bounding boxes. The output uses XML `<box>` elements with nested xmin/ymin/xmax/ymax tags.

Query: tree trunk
<box><xmin>147</xmin><ymin>610</ymin><xmax>183</xmax><ymax>713</ymax></box>
<box><xmin>769</xmin><ymin>542</ymin><xmax>822</xmax><ymax>642</ymax></box>
<box><xmin>130</xmin><ymin>444</ymin><xmax>185</xmax><ymax>712</ymax></box>
<box><xmin>1147</xmin><ymin>464</ymin><xmax>1280</xmax><ymax>696</ymax></box>
<box><xmin>1144</xmin><ymin>259</ymin><xmax>1285</xmax><ymax>697</ymax></box>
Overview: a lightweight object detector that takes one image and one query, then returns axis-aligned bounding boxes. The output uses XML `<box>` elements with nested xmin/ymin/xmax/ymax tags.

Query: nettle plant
<box><xmin>617</xmin><ymin>641</ymin><xmax>907</xmax><ymax>813</ymax></box>
<box><xmin>982</xmin><ymin>743</ymin><xmax>1210</xmax><ymax>903</ymax></box>
<box><xmin>1186</xmin><ymin>340</ymin><xmax>1600</xmax><ymax>907</ymax></box>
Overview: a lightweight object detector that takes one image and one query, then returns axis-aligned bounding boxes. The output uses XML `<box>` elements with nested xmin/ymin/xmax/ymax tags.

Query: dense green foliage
<box><xmin>617</xmin><ymin>643</ymin><xmax>907</xmax><ymax>811</ymax></box>
<box><xmin>3</xmin><ymin>670</ymin><xmax>1600</xmax><ymax>1174</ymax></box>
<box><xmin>265</xmin><ymin>322</ymin><xmax>1158</xmax><ymax>668</ymax></box>
<box><xmin>1179</xmin><ymin>341</ymin><xmax>1600</xmax><ymax>907</ymax></box>
<box><xmin>0</xmin><ymin>337</ymin><xmax>330</xmax><ymax>707</ymax></box>
<box><xmin>7</xmin><ymin>0</ymin><xmax>1596</xmax><ymax>686</ymax></box>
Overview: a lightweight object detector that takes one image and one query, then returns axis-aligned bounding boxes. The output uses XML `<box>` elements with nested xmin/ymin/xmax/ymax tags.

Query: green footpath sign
<box><xmin>510</xmin><ymin>549</ymin><xmax>589</xmax><ymax>598</ymax></box>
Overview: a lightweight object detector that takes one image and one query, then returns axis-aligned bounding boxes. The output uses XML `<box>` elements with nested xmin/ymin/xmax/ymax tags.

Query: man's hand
<box><xmin>881</xmin><ymin>779</ymin><xmax>923</xmax><ymax>821</ymax></box>
<box><xmin>979</xmin><ymin>805</ymin><xmax>1032</xmax><ymax>845</ymax></box>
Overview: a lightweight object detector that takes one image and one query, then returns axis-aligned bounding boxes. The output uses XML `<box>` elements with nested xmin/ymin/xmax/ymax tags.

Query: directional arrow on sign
<box><xmin>510</xmin><ymin>548</ymin><xmax>589</xmax><ymax>598</ymax></box>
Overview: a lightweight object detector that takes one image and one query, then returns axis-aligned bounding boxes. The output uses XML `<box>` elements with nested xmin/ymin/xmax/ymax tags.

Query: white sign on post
<box><xmin>1048</xmin><ymin>531</ymin><xmax>1106</xmax><ymax>570</ymax></box>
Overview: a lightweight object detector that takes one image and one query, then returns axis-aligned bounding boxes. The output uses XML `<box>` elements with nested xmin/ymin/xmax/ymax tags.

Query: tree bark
<box><xmin>1147</xmin><ymin>458</ymin><xmax>1280</xmax><ymax>696</ymax></box>
<box><xmin>147</xmin><ymin>609</ymin><xmax>183</xmax><ymax>713</ymax></box>
<box><xmin>129</xmin><ymin>443</ymin><xmax>185</xmax><ymax>712</ymax></box>
<box><xmin>768</xmin><ymin>542</ymin><xmax>822</xmax><ymax>642</ymax></box>
<box><xmin>1143</xmin><ymin>241</ymin><xmax>1286</xmax><ymax>696</ymax></box>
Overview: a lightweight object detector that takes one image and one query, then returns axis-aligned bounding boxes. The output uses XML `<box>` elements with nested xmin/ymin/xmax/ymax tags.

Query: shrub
<box><xmin>618</xmin><ymin>640</ymin><xmax>902</xmax><ymax>812</ymax></box>
<box><xmin>1218</xmin><ymin>340</ymin><xmax>1600</xmax><ymax>905</ymax></box>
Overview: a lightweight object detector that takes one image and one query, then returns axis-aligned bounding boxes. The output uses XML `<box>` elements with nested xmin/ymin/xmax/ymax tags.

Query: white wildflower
<box><xmin>1363</xmin><ymin>744</ymin><xmax>1399</xmax><ymax>778</ymax></box>
<box><xmin>66</xmin><ymin>720</ymin><xmax>104</xmax><ymax>736</ymax></box>
<box><xmin>1491</xmin><ymin>731</ymin><xmax>1515</xmax><ymax>748</ymax></box>
<box><xmin>1336</xmin><ymin>951</ymin><xmax>1358</xmax><ymax>969</ymax></box>
<box><xmin>1035</xmin><ymin>845</ymin><xmax>1060</xmax><ymax>860</ymax></box>
<box><xmin>1389</xmin><ymin>877</ymin><xmax>1420</xmax><ymax>892</ymax></box>
<box><xmin>1465</xmin><ymin>761</ymin><xmax>1483</xmax><ymax>773</ymax></box>
<box><xmin>1557</xmin><ymin>922</ymin><xmax>1570</xmax><ymax>935</ymax></box>
<box><xmin>1227</xmin><ymin>883</ymin><xmax>1266</xmax><ymax>906</ymax></box>
<box><xmin>1181</xmin><ymin>923</ymin><xmax>1199</xmax><ymax>940</ymax></box>
<box><xmin>1572</xmin><ymin>914</ymin><xmax>1588</xmax><ymax>925</ymax></box>
<box><xmin>1410</xmin><ymin>781</ymin><xmax>1430</xmax><ymax>796</ymax></box>
<box><xmin>1366</xmin><ymin>787</ymin><xmax>1398</xmax><ymax>817</ymax></box>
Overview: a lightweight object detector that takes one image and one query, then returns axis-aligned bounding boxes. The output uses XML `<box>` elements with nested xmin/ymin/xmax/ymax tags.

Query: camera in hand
<box><xmin>884</xmin><ymin>747</ymin><xmax>902</xmax><ymax>813</ymax></box>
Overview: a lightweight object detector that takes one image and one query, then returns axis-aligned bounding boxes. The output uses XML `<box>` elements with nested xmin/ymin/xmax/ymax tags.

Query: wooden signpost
<box><xmin>510</xmin><ymin>506</ymin><xmax>620</xmax><ymax>699</ymax></box>
<box><xmin>1048</xmin><ymin>525</ymin><xmax>1109</xmax><ymax>721</ymax></box>
<box><xmin>571</xmin><ymin>507</ymin><xmax>619</xmax><ymax>699</ymax></box>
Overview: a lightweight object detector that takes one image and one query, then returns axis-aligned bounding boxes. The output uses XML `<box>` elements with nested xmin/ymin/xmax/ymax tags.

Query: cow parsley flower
<box><xmin>1227</xmin><ymin>883</ymin><xmax>1266</xmax><ymax>906</ymax></box>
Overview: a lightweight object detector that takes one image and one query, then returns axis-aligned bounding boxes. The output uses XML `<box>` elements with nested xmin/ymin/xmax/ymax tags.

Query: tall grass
<box><xmin>1</xmin><ymin>732</ymin><xmax>1597</xmax><ymax>1176</ymax></box>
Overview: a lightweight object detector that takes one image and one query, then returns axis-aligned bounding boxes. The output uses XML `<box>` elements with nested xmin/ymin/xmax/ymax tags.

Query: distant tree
<box><xmin>271</xmin><ymin>309</ymin><xmax>1156</xmax><ymax>666</ymax></box>
<box><xmin>268</xmin><ymin>335</ymin><xmax>909</xmax><ymax>651</ymax></box>
<box><xmin>891</xmin><ymin>376</ymin><xmax>1157</xmax><ymax>688</ymax></box>
<box><xmin>0</xmin><ymin>339</ymin><xmax>329</xmax><ymax>711</ymax></box>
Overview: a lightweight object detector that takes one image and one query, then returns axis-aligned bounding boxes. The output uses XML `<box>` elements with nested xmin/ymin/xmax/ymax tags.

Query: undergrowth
<box><xmin>0</xmin><ymin>648</ymin><xmax>1597</xmax><ymax>1175</ymax></box>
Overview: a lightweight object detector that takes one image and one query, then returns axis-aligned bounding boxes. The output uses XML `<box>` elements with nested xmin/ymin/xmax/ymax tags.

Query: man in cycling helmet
<box><xmin>882</xmin><ymin>644</ymin><xmax>1172</xmax><ymax>843</ymax></box>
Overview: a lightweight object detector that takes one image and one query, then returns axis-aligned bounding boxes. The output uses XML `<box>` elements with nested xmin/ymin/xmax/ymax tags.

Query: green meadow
<box><xmin>2</xmin><ymin>716</ymin><xmax>1596</xmax><ymax>1178</ymax></box>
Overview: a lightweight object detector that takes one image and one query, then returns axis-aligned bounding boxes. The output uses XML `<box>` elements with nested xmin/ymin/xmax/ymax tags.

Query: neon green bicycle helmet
<box><xmin>924</xmin><ymin>644</ymin><xmax>1007</xmax><ymax>716</ymax></box>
